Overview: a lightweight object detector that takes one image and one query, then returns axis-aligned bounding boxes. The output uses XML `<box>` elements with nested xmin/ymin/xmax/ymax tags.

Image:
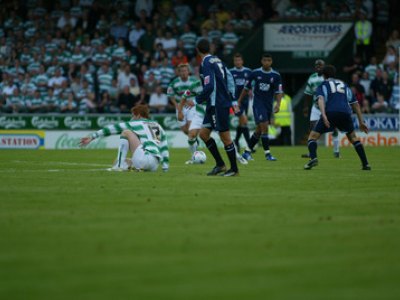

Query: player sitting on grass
<box><xmin>79</xmin><ymin>105</ymin><xmax>169</xmax><ymax>172</ymax></box>
<box><xmin>304</xmin><ymin>65</ymin><xmax>371</xmax><ymax>171</ymax></box>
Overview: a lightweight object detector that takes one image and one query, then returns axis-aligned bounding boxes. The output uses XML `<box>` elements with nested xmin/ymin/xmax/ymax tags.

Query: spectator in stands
<box><xmin>381</xmin><ymin>45</ymin><xmax>398</xmax><ymax>68</ymax></box>
<box><xmin>44</xmin><ymin>88</ymin><xmax>60</xmax><ymax>113</ymax></box>
<box><xmin>26</xmin><ymin>90</ymin><xmax>45</xmax><ymax>113</ymax></box>
<box><xmin>2</xmin><ymin>88</ymin><xmax>25</xmax><ymax>113</ymax></box>
<box><xmin>57</xmin><ymin>11</ymin><xmax>77</xmax><ymax>29</ymax></box>
<box><xmin>149</xmin><ymin>85</ymin><xmax>168</xmax><ymax>113</ymax></box>
<box><xmin>350</xmin><ymin>72</ymin><xmax>369</xmax><ymax>113</ymax></box>
<box><xmin>174</xmin><ymin>0</ymin><xmax>193</xmax><ymax>26</ymax></box>
<box><xmin>179</xmin><ymin>24</ymin><xmax>197</xmax><ymax>59</ymax></box>
<box><xmin>117</xmin><ymin>85</ymin><xmax>140</xmax><ymax>113</ymax></box>
<box><xmin>135</xmin><ymin>0</ymin><xmax>153</xmax><ymax>19</ymax></box>
<box><xmin>110</xmin><ymin>18</ymin><xmax>129</xmax><ymax>42</ymax></box>
<box><xmin>165</xmin><ymin>11</ymin><xmax>182</xmax><ymax>31</ymax></box>
<box><xmin>375</xmin><ymin>0</ymin><xmax>390</xmax><ymax>43</ymax></box>
<box><xmin>389</xmin><ymin>76</ymin><xmax>400</xmax><ymax>112</ymax></box>
<box><xmin>158</xmin><ymin>57</ymin><xmax>175</xmax><ymax>90</ymax></box>
<box><xmin>359</xmin><ymin>71</ymin><xmax>372</xmax><ymax>100</ymax></box>
<box><xmin>129</xmin><ymin>77</ymin><xmax>141</xmax><ymax>97</ymax></box>
<box><xmin>161</xmin><ymin>31</ymin><xmax>177</xmax><ymax>58</ymax></box>
<box><xmin>98</xmin><ymin>90</ymin><xmax>115</xmax><ymax>113</ymax></box>
<box><xmin>117</xmin><ymin>64</ymin><xmax>138</xmax><ymax>92</ymax></box>
<box><xmin>97</xmin><ymin>62</ymin><xmax>114</xmax><ymax>94</ymax></box>
<box><xmin>343</xmin><ymin>55</ymin><xmax>364</xmax><ymax>81</ymax></box>
<box><xmin>370</xmin><ymin>69</ymin><xmax>393</xmax><ymax>112</ymax></box>
<box><xmin>302</xmin><ymin>0</ymin><xmax>321</xmax><ymax>19</ymax></box>
<box><xmin>386</xmin><ymin>29</ymin><xmax>400</xmax><ymax>50</ymax></box>
<box><xmin>221</xmin><ymin>22</ymin><xmax>239</xmax><ymax>56</ymax></box>
<box><xmin>129</xmin><ymin>21</ymin><xmax>145</xmax><ymax>51</ymax></box>
<box><xmin>386</xmin><ymin>60</ymin><xmax>397</xmax><ymax>79</ymax></box>
<box><xmin>283</xmin><ymin>0</ymin><xmax>302</xmax><ymax>19</ymax></box>
<box><xmin>20</xmin><ymin>73</ymin><xmax>37</xmax><ymax>97</ymax></box>
<box><xmin>60</xmin><ymin>91</ymin><xmax>78</xmax><ymax>113</ymax></box>
<box><xmin>48</xmin><ymin>68</ymin><xmax>67</xmax><ymax>96</ymax></box>
<box><xmin>76</xmin><ymin>78</ymin><xmax>96</xmax><ymax>114</ymax></box>
<box><xmin>171</xmin><ymin>49</ymin><xmax>188</xmax><ymax>67</ymax></box>
<box><xmin>364</xmin><ymin>56</ymin><xmax>379</xmax><ymax>81</ymax></box>
<box><xmin>137</xmin><ymin>23</ymin><xmax>155</xmax><ymax>55</ymax></box>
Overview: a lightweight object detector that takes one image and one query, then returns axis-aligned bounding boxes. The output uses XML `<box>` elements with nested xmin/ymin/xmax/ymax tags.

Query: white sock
<box><xmin>117</xmin><ymin>138</ymin><xmax>129</xmax><ymax>167</ymax></box>
<box><xmin>188</xmin><ymin>138</ymin><xmax>198</xmax><ymax>154</ymax></box>
<box><xmin>333</xmin><ymin>135</ymin><xmax>340</xmax><ymax>153</ymax></box>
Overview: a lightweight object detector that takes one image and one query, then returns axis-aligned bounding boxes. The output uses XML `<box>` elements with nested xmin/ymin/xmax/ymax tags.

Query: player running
<box><xmin>303</xmin><ymin>59</ymin><xmax>341</xmax><ymax>158</ymax></box>
<box><xmin>235</xmin><ymin>53</ymin><xmax>283</xmax><ymax>161</ymax></box>
<box><xmin>79</xmin><ymin>105</ymin><xmax>169</xmax><ymax>172</ymax></box>
<box><xmin>304</xmin><ymin>65</ymin><xmax>371</xmax><ymax>170</ymax></box>
<box><xmin>167</xmin><ymin>63</ymin><xmax>203</xmax><ymax>163</ymax></box>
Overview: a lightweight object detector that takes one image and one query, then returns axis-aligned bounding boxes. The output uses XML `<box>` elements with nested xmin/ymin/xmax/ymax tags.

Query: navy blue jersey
<box><xmin>315</xmin><ymin>79</ymin><xmax>357</xmax><ymax>114</ymax></box>
<box><xmin>245</xmin><ymin>68</ymin><xmax>283</xmax><ymax>105</ymax></box>
<box><xmin>195</xmin><ymin>54</ymin><xmax>236</xmax><ymax>108</ymax></box>
<box><xmin>230</xmin><ymin>66</ymin><xmax>252</xmax><ymax>100</ymax></box>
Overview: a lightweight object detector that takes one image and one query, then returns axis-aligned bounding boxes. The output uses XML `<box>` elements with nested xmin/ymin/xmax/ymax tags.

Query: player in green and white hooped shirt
<box><xmin>167</xmin><ymin>63</ymin><xmax>203</xmax><ymax>163</ymax></box>
<box><xmin>80</xmin><ymin>105</ymin><xmax>169</xmax><ymax>172</ymax></box>
<box><xmin>303</xmin><ymin>59</ymin><xmax>340</xmax><ymax>158</ymax></box>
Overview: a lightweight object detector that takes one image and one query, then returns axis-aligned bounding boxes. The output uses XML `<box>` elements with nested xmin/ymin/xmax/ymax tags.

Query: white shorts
<box><xmin>189</xmin><ymin>111</ymin><xmax>204</xmax><ymax>131</ymax></box>
<box><xmin>132</xmin><ymin>146</ymin><xmax>159</xmax><ymax>172</ymax></box>
<box><xmin>310</xmin><ymin>106</ymin><xmax>321</xmax><ymax>122</ymax></box>
<box><xmin>176</xmin><ymin>106</ymin><xmax>196</xmax><ymax>127</ymax></box>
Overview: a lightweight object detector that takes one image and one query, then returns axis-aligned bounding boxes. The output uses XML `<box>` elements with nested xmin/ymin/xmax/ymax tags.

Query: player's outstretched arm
<box><xmin>79</xmin><ymin>136</ymin><xmax>94</xmax><ymax>147</ymax></box>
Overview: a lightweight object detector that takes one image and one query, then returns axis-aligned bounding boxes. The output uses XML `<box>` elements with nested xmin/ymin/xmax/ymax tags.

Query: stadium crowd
<box><xmin>0</xmin><ymin>0</ymin><xmax>398</xmax><ymax>115</ymax></box>
<box><xmin>0</xmin><ymin>0</ymin><xmax>260</xmax><ymax>114</ymax></box>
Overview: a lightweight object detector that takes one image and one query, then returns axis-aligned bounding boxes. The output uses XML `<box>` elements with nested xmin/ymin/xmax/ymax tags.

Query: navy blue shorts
<box><xmin>203</xmin><ymin>106</ymin><xmax>230</xmax><ymax>132</ymax></box>
<box><xmin>314</xmin><ymin>112</ymin><xmax>354</xmax><ymax>134</ymax></box>
<box><xmin>252</xmin><ymin>102</ymin><xmax>272</xmax><ymax>124</ymax></box>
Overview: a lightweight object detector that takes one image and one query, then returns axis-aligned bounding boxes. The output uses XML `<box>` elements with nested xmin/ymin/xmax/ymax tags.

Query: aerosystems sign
<box><xmin>264</xmin><ymin>23</ymin><xmax>353</xmax><ymax>53</ymax></box>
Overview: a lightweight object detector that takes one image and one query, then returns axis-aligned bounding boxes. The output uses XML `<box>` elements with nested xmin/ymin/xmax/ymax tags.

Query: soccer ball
<box><xmin>192</xmin><ymin>151</ymin><xmax>207</xmax><ymax>164</ymax></box>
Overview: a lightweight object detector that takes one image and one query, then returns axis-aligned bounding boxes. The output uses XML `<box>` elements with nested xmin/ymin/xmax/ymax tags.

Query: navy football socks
<box><xmin>206</xmin><ymin>138</ymin><xmax>225</xmax><ymax>167</ymax></box>
<box><xmin>225</xmin><ymin>143</ymin><xmax>238</xmax><ymax>172</ymax></box>
<box><xmin>307</xmin><ymin>139</ymin><xmax>318</xmax><ymax>159</ymax></box>
<box><xmin>353</xmin><ymin>141</ymin><xmax>369</xmax><ymax>166</ymax></box>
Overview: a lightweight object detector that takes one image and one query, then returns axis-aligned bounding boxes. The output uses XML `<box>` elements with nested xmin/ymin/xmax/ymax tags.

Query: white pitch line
<box><xmin>0</xmin><ymin>168</ymin><xmax>111</xmax><ymax>173</ymax></box>
<box><xmin>10</xmin><ymin>160</ymin><xmax>110</xmax><ymax>167</ymax></box>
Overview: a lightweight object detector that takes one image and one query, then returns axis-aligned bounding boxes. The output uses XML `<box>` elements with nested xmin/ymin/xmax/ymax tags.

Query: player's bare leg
<box><xmin>332</xmin><ymin>128</ymin><xmax>340</xmax><ymax>158</ymax></box>
<box><xmin>111</xmin><ymin>129</ymin><xmax>140</xmax><ymax>171</ymax></box>
<box><xmin>186</xmin><ymin>128</ymin><xmax>200</xmax><ymax>164</ymax></box>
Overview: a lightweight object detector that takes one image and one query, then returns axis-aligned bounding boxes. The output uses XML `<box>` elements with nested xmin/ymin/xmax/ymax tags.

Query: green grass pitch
<box><xmin>1</xmin><ymin>146</ymin><xmax>400</xmax><ymax>300</ymax></box>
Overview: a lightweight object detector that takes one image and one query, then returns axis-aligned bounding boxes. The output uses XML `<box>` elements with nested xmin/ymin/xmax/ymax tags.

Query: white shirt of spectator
<box><xmin>118</xmin><ymin>72</ymin><xmax>139</xmax><ymax>91</ymax></box>
<box><xmin>149</xmin><ymin>91</ymin><xmax>168</xmax><ymax>107</ymax></box>
<box><xmin>3</xmin><ymin>84</ymin><xmax>18</xmax><ymax>96</ymax></box>
<box><xmin>129</xmin><ymin>27</ymin><xmax>145</xmax><ymax>48</ymax></box>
